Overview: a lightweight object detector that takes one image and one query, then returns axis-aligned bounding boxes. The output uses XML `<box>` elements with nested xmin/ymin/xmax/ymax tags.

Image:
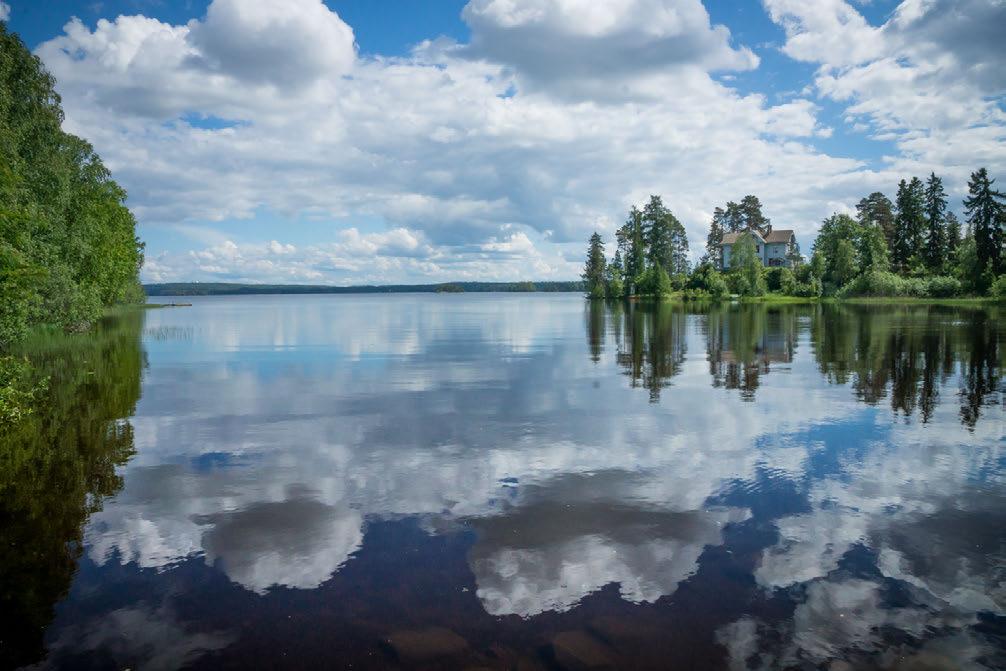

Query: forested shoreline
<box><xmin>584</xmin><ymin>171</ymin><xmax>1006</xmax><ymax>302</ymax></box>
<box><xmin>0</xmin><ymin>25</ymin><xmax>144</xmax><ymax>349</ymax></box>
<box><xmin>1</xmin><ymin>24</ymin><xmax>143</xmax><ymax>422</ymax></box>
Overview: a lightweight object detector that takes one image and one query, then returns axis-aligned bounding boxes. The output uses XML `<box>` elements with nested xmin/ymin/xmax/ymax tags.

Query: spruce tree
<box><xmin>705</xmin><ymin>207</ymin><xmax>725</xmax><ymax>265</ymax></box>
<box><xmin>616</xmin><ymin>206</ymin><xmax>646</xmax><ymax>294</ymax></box>
<box><xmin>642</xmin><ymin>195</ymin><xmax>689</xmax><ymax>276</ymax></box>
<box><xmin>923</xmin><ymin>172</ymin><xmax>948</xmax><ymax>271</ymax></box>
<box><xmin>582</xmin><ymin>232</ymin><xmax>607</xmax><ymax>299</ymax></box>
<box><xmin>963</xmin><ymin>167</ymin><xmax>1004</xmax><ymax>280</ymax></box>
<box><xmin>893</xmin><ymin>177</ymin><xmax>925</xmax><ymax>272</ymax></box>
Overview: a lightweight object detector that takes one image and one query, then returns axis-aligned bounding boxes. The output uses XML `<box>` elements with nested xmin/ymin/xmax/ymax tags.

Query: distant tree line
<box><xmin>144</xmin><ymin>281</ymin><xmax>584</xmax><ymax>296</ymax></box>
<box><xmin>584</xmin><ymin>170</ymin><xmax>1006</xmax><ymax>301</ymax></box>
<box><xmin>1</xmin><ymin>24</ymin><xmax>144</xmax><ymax>348</ymax></box>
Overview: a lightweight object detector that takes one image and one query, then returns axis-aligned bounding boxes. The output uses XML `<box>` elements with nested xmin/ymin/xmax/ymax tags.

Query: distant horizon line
<box><xmin>143</xmin><ymin>280</ymin><xmax>586</xmax><ymax>296</ymax></box>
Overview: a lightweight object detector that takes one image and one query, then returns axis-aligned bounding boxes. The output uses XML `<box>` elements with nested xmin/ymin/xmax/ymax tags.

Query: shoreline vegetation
<box><xmin>584</xmin><ymin>180</ymin><xmax>1006</xmax><ymax>303</ymax></box>
<box><xmin>1</xmin><ymin>26</ymin><xmax>144</xmax><ymax>349</ymax></box>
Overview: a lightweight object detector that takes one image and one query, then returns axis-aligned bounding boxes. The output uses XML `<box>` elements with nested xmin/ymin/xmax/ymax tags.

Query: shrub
<box><xmin>991</xmin><ymin>275</ymin><xmax>1006</xmax><ymax>301</ymax></box>
<box><xmin>794</xmin><ymin>279</ymin><xmax>822</xmax><ymax>298</ymax></box>
<box><xmin>926</xmin><ymin>276</ymin><xmax>962</xmax><ymax>298</ymax></box>
<box><xmin>836</xmin><ymin>270</ymin><xmax>930</xmax><ymax>298</ymax></box>
<box><xmin>764</xmin><ymin>267</ymin><xmax>784</xmax><ymax>292</ymax></box>
<box><xmin>764</xmin><ymin>266</ymin><xmax>798</xmax><ymax>294</ymax></box>
<box><xmin>705</xmin><ymin>270</ymin><xmax>729</xmax><ymax>299</ymax></box>
<box><xmin>636</xmin><ymin>266</ymin><xmax>674</xmax><ymax>296</ymax></box>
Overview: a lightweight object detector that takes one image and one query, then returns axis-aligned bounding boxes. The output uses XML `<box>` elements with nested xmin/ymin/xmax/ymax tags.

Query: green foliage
<box><xmin>926</xmin><ymin>276</ymin><xmax>962</xmax><ymax>298</ymax></box>
<box><xmin>990</xmin><ymin>275</ymin><xmax>1006</xmax><ymax>301</ymax></box>
<box><xmin>813</xmin><ymin>214</ymin><xmax>861</xmax><ymax>288</ymax></box>
<box><xmin>642</xmin><ymin>195</ymin><xmax>689</xmax><ymax>276</ymax></box>
<box><xmin>923</xmin><ymin>172</ymin><xmax>948</xmax><ymax>271</ymax></box>
<box><xmin>0</xmin><ymin>25</ymin><xmax>144</xmax><ymax>348</ymax></box>
<box><xmin>729</xmin><ymin>232</ymin><xmax>766</xmax><ymax>296</ymax></box>
<box><xmin>582</xmin><ymin>231</ymin><xmax>607</xmax><ymax>299</ymax></box>
<box><xmin>893</xmin><ymin>177</ymin><xmax>926</xmax><ymax>271</ymax></box>
<box><xmin>856</xmin><ymin>192</ymin><xmax>896</xmax><ymax>251</ymax></box>
<box><xmin>964</xmin><ymin>167</ymin><xmax>1004</xmax><ymax>278</ymax></box>
<box><xmin>836</xmin><ymin>270</ymin><xmax>929</xmax><ymax>298</ymax></box>
<box><xmin>635</xmin><ymin>264</ymin><xmax>674</xmax><ymax>296</ymax></box>
<box><xmin>0</xmin><ymin>355</ymin><xmax>47</xmax><ymax>425</ymax></box>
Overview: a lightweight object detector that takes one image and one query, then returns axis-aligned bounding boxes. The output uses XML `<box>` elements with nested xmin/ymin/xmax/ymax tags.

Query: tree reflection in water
<box><xmin>0</xmin><ymin>309</ymin><xmax>144</xmax><ymax>669</ymax></box>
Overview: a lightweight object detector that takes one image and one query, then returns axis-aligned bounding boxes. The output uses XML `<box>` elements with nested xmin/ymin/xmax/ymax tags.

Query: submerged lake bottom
<box><xmin>2</xmin><ymin>294</ymin><xmax>1004</xmax><ymax>670</ymax></box>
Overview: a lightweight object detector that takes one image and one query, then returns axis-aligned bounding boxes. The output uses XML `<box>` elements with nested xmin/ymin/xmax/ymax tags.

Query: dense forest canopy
<box><xmin>0</xmin><ymin>23</ymin><xmax>144</xmax><ymax>348</ymax></box>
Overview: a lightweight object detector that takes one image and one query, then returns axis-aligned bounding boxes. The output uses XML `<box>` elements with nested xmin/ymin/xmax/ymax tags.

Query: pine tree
<box><xmin>923</xmin><ymin>172</ymin><xmax>948</xmax><ymax>271</ymax></box>
<box><xmin>963</xmin><ymin>167</ymin><xmax>1004</xmax><ymax>280</ymax></box>
<box><xmin>856</xmin><ymin>192</ymin><xmax>895</xmax><ymax>251</ymax></box>
<box><xmin>582</xmin><ymin>232</ymin><xmax>607</xmax><ymax>299</ymax></box>
<box><xmin>723</xmin><ymin>201</ymin><xmax>745</xmax><ymax>233</ymax></box>
<box><xmin>893</xmin><ymin>177</ymin><xmax>925</xmax><ymax>272</ymax></box>
<box><xmin>739</xmin><ymin>195</ymin><xmax>771</xmax><ymax>235</ymax></box>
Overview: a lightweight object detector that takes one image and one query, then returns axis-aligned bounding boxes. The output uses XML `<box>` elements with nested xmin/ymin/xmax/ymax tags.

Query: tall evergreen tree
<box><xmin>923</xmin><ymin>172</ymin><xmax>948</xmax><ymax>271</ymax></box>
<box><xmin>616</xmin><ymin>206</ymin><xmax>646</xmax><ymax>293</ymax></box>
<box><xmin>739</xmin><ymin>195</ymin><xmax>770</xmax><ymax>235</ymax></box>
<box><xmin>705</xmin><ymin>206</ymin><xmax>725</xmax><ymax>264</ymax></box>
<box><xmin>582</xmin><ymin>232</ymin><xmax>607</xmax><ymax>299</ymax></box>
<box><xmin>723</xmin><ymin>201</ymin><xmax>745</xmax><ymax>233</ymax></box>
<box><xmin>856</xmin><ymin>192</ymin><xmax>896</xmax><ymax>251</ymax></box>
<box><xmin>963</xmin><ymin>167</ymin><xmax>1004</xmax><ymax>279</ymax></box>
<box><xmin>642</xmin><ymin>195</ymin><xmax>688</xmax><ymax>276</ymax></box>
<box><xmin>893</xmin><ymin>177</ymin><xmax>926</xmax><ymax>272</ymax></box>
<box><xmin>945</xmin><ymin>211</ymin><xmax>962</xmax><ymax>256</ymax></box>
<box><xmin>606</xmin><ymin>250</ymin><xmax>624</xmax><ymax>298</ymax></box>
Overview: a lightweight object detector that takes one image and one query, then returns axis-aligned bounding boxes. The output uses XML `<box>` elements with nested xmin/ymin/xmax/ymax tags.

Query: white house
<box><xmin>719</xmin><ymin>229</ymin><xmax>797</xmax><ymax>270</ymax></box>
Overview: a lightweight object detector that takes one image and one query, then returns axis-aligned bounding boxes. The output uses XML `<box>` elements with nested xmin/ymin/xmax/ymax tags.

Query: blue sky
<box><xmin>4</xmin><ymin>0</ymin><xmax>1004</xmax><ymax>284</ymax></box>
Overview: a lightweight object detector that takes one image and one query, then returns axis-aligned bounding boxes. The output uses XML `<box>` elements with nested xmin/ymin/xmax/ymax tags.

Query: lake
<box><xmin>3</xmin><ymin>294</ymin><xmax>1004</xmax><ymax>670</ymax></box>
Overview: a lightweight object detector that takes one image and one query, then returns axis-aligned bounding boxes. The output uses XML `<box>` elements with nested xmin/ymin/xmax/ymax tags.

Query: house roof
<box><xmin>721</xmin><ymin>229</ymin><xmax>794</xmax><ymax>245</ymax></box>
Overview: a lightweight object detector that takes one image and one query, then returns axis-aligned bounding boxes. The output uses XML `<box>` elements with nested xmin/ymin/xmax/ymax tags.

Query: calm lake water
<box><xmin>3</xmin><ymin>294</ymin><xmax>1004</xmax><ymax>670</ymax></box>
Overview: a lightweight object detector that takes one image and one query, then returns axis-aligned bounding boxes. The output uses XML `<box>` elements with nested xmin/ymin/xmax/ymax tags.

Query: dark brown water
<box><xmin>2</xmin><ymin>295</ymin><xmax>1003</xmax><ymax>670</ymax></box>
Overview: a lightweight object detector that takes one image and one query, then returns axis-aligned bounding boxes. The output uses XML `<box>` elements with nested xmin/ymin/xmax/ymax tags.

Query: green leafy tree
<box><xmin>923</xmin><ymin>172</ymin><xmax>948</xmax><ymax>271</ymax></box>
<box><xmin>730</xmin><ymin>232</ymin><xmax>766</xmax><ymax>296</ymax></box>
<box><xmin>0</xmin><ymin>25</ymin><xmax>144</xmax><ymax>347</ymax></box>
<box><xmin>857</xmin><ymin>223</ymin><xmax>890</xmax><ymax>272</ymax></box>
<box><xmin>813</xmin><ymin>214</ymin><xmax>861</xmax><ymax>289</ymax></box>
<box><xmin>582</xmin><ymin>232</ymin><xmax>607</xmax><ymax>299</ymax></box>
<box><xmin>963</xmin><ymin>167</ymin><xmax>1004</xmax><ymax>281</ymax></box>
